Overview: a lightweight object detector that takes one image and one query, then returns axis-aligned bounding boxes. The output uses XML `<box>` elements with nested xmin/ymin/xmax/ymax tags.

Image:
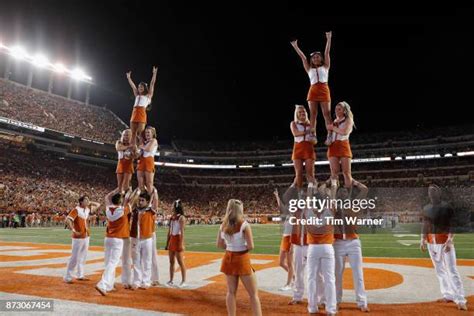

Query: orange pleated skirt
<box><xmin>292</xmin><ymin>141</ymin><xmax>316</xmax><ymax>161</ymax></box>
<box><xmin>307</xmin><ymin>82</ymin><xmax>331</xmax><ymax>102</ymax></box>
<box><xmin>280</xmin><ymin>235</ymin><xmax>291</xmax><ymax>252</ymax></box>
<box><xmin>130</xmin><ymin>107</ymin><xmax>147</xmax><ymax>124</ymax></box>
<box><xmin>168</xmin><ymin>234</ymin><xmax>184</xmax><ymax>252</ymax></box>
<box><xmin>327</xmin><ymin>140</ymin><xmax>352</xmax><ymax>158</ymax></box>
<box><xmin>220</xmin><ymin>250</ymin><xmax>253</xmax><ymax>276</ymax></box>
<box><xmin>137</xmin><ymin>156</ymin><xmax>155</xmax><ymax>173</ymax></box>
<box><xmin>116</xmin><ymin>158</ymin><xmax>134</xmax><ymax>174</ymax></box>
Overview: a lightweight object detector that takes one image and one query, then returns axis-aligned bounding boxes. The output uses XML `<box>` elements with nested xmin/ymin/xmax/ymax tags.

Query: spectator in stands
<box><xmin>0</xmin><ymin>79</ymin><xmax>125</xmax><ymax>143</ymax></box>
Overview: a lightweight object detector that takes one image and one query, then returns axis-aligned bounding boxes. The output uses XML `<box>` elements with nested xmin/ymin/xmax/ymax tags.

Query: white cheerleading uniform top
<box><xmin>293</xmin><ymin>122</ymin><xmax>310</xmax><ymax>143</ymax></box>
<box><xmin>170</xmin><ymin>216</ymin><xmax>182</xmax><ymax>236</ymax></box>
<box><xmin>142</xmin><ymin>141</ymin><xmax>158</xmax><ymax>158</ymax></box>
<box><xmin>308</xmin><ymin>66</ymin><xmax>329</xmax><ymax>84</ymax></box>
<box><xmin>106</xmin><ymin>205</ymin><xmax>125</xmax><ymax>222</ymax></box>
<box><xmin>221</xmin><ymin>221</ymin><xmax>249</xmax><ymax>252</ymax></box>
<box><xmin>68</xmin><ymin>206</ymin><xmax>90</xmax><ymax>221</ymax></box>
<box><xmin>332</xmin><ymin>118</ymin><xmax>352</xmax><ymax>142</ymax></box>
<box><xmin>283</xmin><ymin>218</ymin><xmax>292</xmax><ymax>236</ymax></box>
<box><xmin>134</xmin><ymin>95</ymin><xmax>151</xmax><ymax>108</ymax></box>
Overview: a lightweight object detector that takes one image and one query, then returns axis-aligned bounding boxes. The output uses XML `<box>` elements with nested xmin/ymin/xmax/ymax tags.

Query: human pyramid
<box><xmin>61</xmin><ymin>32</ymin><xmax>468</xmax><ymax>316</ymax></box>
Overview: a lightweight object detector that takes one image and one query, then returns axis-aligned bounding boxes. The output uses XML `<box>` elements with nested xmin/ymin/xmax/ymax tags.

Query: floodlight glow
<box><xmin>71</xmin><ymin>68</ymin><xmax>90</xmax><ymax>81</ymax></box>
<box><xmin>32</xmin><ymin>54</ymin><xmax>49</xmax><ymax>68</ymax></box>
<box><xmin>11</xmin><ymin>46</ymin><xmax>27</xmax><ymax>59</ymax></box>
<box><xmin>53</xmin><ymin>63</ymin><xmax>66</xmax><ymax>73</ymax></box>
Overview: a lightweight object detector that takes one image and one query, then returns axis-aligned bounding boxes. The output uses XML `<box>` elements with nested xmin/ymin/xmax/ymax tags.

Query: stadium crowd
<box><xmin>0</xmin><ymin>79</ymin><xmax>125</xmax><ymax>143</ymax></box>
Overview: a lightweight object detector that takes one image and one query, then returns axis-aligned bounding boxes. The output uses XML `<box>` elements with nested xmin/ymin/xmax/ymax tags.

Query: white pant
<box><xmin>64</xmin><ymin>237</ymin><xmax>89</xmax><ymax>282</ymax></box>
<box><xmin>121</xmin><ymin>237</ymin><xmax>133</xmax><ymax>286</ymax></box>
<box><xmin>131</xmin><ymin>237</ymin><xmax>153</xmax><ymax>287</ymax></box>
<box><xmin>428</xmin><ymin>243</ymin><xmax>466</xmax><ymax>304</ymax></box>
<box><xmin>334</xmin><ymin>239</ymin><xmax>367</xmax><ymax>307</ymax></box>
<box><xmin>97</xmin><ymin>237</ymin><xmax>124</xmax><ymax>292</ymax></box>
<box><xmin>292</xmin><ymin>245</ymin><xmax>307</xmax><ymax>301</ymax></box>
<box><xmin>151</xmin><ymin>233</ymin><xmax>159</xmax><ymax>283</ymax></box>
<box><xmin>307</xmin><ymin>244</ymin><xmax>337</xmax><ymax>314</ymax></box>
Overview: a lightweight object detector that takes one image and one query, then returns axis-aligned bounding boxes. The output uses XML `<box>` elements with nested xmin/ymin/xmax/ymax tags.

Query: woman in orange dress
<box><xmin>217</xmin><ymin>199</ymin><xmax>262</xmax><ymax>316</ymax></box>
<box><xmin>291</xmin><ymin>105</ymin><xmax>316</xmax><ymax>189</ymax></box>
<box><xmin>115</xmin><ymin>129</ymin><xmax>134</xmax><ymax>194</ymax></box>
<box><xmin>290</xmin><ymin>31</ymin><xmax>332</xmax><ymax>145</ymax></box>
<box><xmin>326</xmin><ymin>101</ymin><xmax>356</xmax><ymax>188</ymax></box>
<box><xmin>126</xmin><ymin>66</ymin><xmax>158</xmax><ymax>148</ymax></box>
<box><xmin>137</xmin><ymin>126</ymin><xmax>158</xmax><ymax>194</ymax></box>
<box><xmin>166</xmin><ymin>200</ymin><xmax>187</xmax><ymax>288</ymax></box>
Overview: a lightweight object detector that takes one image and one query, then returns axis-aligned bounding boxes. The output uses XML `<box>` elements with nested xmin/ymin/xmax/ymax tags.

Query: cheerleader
<box><xmin>290</xmin><ymin>31</ymin><xmax>332</xmax><ymax>144</ymax></box>
<box><xmin>306</xmin><ymin>183</ymin><xmax>337</xmax><ymax>315</ymax></box>
<box><xmin>137</xmin><ymin>126</ymin><xmax>158</xmax><ymax>194</ymax></box>
<box><xmin>420</xmin><ymin>185</ymin><xmax>467</xmax><ymax>311</ymax></box>
<box><xmin>217</xmin><ymin>199</ymin><xmax>262</xmax><ymax>316</ymax></box>
<box><xmin>166</xmin><ymin>200</ymin><xmax>187</xmax><ymax>288</ymax></box>
<box><xmin>273</xmin><ymin>189</ymin><xmax>294</xmax><ymax>291</ymax></box>
<box><xmin>326</xmin><ymin>101</ymin><xmax>356</xmax><ymax>189</ymax></box>
<box><xmin>126</xmin><ymin>66</ymin><xmax>158</xmax><ymax>147</ymax></box>
<box><xmin>291</xmin><ymin>105</ymin><xmax>316</xmax><ymax>189</ymax></box>
<box><xmin>333</xmin><ymin>184</ymin><xmax>369</xmax><ymax>312</ymax></box>
<box><xmin>116</xmin><ymin>129</ymin><xmax>134</xmax><ymax>194</ymax></box>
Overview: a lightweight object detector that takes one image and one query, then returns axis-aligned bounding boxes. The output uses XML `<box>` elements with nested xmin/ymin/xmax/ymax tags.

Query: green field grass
<box><xmin>0</xmin><ymin>224</ymin><xmax>473</xmax><ymax>259</ymax></box>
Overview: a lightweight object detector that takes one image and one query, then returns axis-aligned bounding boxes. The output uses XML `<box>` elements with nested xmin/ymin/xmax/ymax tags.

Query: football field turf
<box><xmin>1</xmin><ymin>223</ymin><xmax>473</xmax><ymax>259</ymax></box>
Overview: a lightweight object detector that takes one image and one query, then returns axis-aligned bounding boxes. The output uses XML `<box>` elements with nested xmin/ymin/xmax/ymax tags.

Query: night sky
<box><xmin>0</xmin><ymin>1</ymin><xmax>473</xmax><ymax>142</ymax></box>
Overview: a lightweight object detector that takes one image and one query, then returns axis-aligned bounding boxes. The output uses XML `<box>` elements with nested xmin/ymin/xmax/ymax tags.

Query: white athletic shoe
<box><xmin>178</xmin><ymin>282</ymin><xmax>187</xmax><ymax>288</ymax></box>
<box><xmin>166</xmin><ymin>281</ymin><xmax>175</xmax><ymax>287</ymax></box>
<box><xmin>278</xmin><ymin>285</ymin><xmax>292</xmax><ymax>291</ymax></box>
<box><xmin>457</xmin><ymin>303</ymin><xmax>468</xmax><ymax>311</ymax></box>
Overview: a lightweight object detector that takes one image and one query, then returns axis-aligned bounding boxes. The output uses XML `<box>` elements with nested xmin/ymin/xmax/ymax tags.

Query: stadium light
<box><xmin>53</xmin><ymin>62</ymin><xmax>66</xmax><ymax>73</ymax></box>
<box><xmin>11</xmin><ymin>46</ymin><xmax>28</xmax><ymax>60</ymax></box>
<box><xmin>32</xmin><ymin>53</ymin><xmax>49</xmax><ymax>68</ymax></box>
<box><xmin>0</xmin><ymin>42</ymin><xmax>92</xmax><ymax>82</ymax></box>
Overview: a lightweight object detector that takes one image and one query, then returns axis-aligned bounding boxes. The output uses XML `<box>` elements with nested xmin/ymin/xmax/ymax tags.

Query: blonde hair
<box><xmin>294</xmin><ymin>105</ymin><xmax>310</xmax><ymax>125</ymax></box>
<box><xmin>337</xmin><ymin>101</ymin><xmax>356</xmax><ymax>129</ymax></box>
<box><xmin>145</xmin><ymin>126</ymin><xmax>157</xmax><ymax>139</ymax></box>
<box><xmin>120</xmin><ymin>129</ymin><xmax>131</xmax><ymax>144</ymax></box>
<box><xmin>222</xmin><ymin>199</ymin><xmax>244</xmax><ymax>235</ymax></box>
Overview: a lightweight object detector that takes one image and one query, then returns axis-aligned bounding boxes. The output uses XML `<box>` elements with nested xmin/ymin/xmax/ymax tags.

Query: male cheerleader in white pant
<box><xmin>420</xmin><ymin>184</ymin><xmax>467</xmax><ymax>311</ymax></box>
<box><xmin>95</xmin><ymin>188</ymin><xmax>134</xmax><ymax>295</ymax></box>
<box><xmin>64</xmin><ymin>195</ymin><xmax>100</xmax><ymax>283</ymax></box>
<box><xmin>150</xmin><ymin>188</ymin><xmax>160</xmax><ymax>286</ymax></box>
<box><xmin>306</xmin><ymin>183</ymin><xmax>337</xmax><ymax>315</ymax></box>
<box><xmin>130</xmin><ymin>189</ymin><xmax>158</xmax><ymax>289</ymax></box>
<box><xmin>333</xmin><ymin>183</ymin><xmax>369</xmax><ymax>312</ymax></box>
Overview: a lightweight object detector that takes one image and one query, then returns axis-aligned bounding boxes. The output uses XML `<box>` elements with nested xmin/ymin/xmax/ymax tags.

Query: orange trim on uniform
<box><xmin>168</xmin><ymin>234</ymin><xmax>183</xmax><ymax>252</ymax></box>
<box><xmin>137</xmin><ymin>156</ymin><xmax>155</xmax><ymax>173</ymax></box>
<box><xmin>220</xmin><ymin>250</ymin><xmax>253</xmax><ymax>276</ymax></box>
<box><xmin>427</xmin><ymin>233</ymin><xmax>449</xmax><ymax>244</ymax></box>
<box><xmin>130</xmin><ymin>107</ymin><xmax>147</xmax><ymax>124</ymax></box>
<box><xmin>290</xmin><ymin>233</ymin><xmax>308</xmax><ymax>246</ymax></box>
<box><xmin>327</xmin><ymin>139</ymin><xmax>352</xmax><ymax>158</ymax></box>
<box><xmin>334</xmin><ymin>233</ymin><xmax>359</xmax><ymax>240</ymax></box>
<box><xmin>280</xmin><ymin>235</ymin><xmax>291</xmax><ymax>252</ymax></box>
<box><xmin>116</xmin><ymin>158</ymin><xmax>134</xmax><ymax>174</ymax></box>
<box><xmin>292</xmin><ymin>141</ymin><xmax>316</xmax><ymax>161</ymax></box>
<box><xmin>106</xmin><ymin>205</ymin><xmax>131</xmax><ymax>238</ymax></box>
<box><xmin>307</xmin><ymin>82</ymin><xmax>331</xmax><ymax>102</ymax></box>
<box><xmin>67</xmin><ymin>209</ymin><xmax>89</xmax><ymax>239</ymax></box>
<box><xmin>308</xmin><ymin>224</ymin><xmax>335</xmax><ymax>245</ymax></box>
